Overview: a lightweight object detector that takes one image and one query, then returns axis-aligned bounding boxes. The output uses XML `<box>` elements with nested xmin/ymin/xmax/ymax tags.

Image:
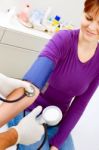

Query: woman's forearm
<box><xmin>0</xmin><ymin>128</ymin><xmax>18</xmax><ymax>150</ymax></box>
<box><xmin>0</xmin><ymin>86</ymin><xmax>40</xmax><ymax>127</ymax></box>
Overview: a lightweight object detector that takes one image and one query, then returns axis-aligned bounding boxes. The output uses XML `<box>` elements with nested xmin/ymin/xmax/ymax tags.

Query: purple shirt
<box><xmin>25</xmin><ymin>29</ymin><xmax>99</xmax><ymax>148</ymax></box>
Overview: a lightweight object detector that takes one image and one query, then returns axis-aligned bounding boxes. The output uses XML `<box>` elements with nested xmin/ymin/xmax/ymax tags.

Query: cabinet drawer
<box><xmin>0</xmin><ymin>44</ymin><xmax>38</xmax><ymax>78</ymax></box>
<box><xmin>0</xmin><ymin>27</ymin><xmax>5</xmax><ymax>41</ymax></box>
<box><xmin>1</xmin><ymin>30</ymin><xmax>48</xmax><ymax>52</ymax></box>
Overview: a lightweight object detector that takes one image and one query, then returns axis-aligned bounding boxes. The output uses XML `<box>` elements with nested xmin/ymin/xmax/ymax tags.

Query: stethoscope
<box><xmin>22</xmin><ymin>105</ymin><xmax>63</xmax><ymax>150</ymax></box>
<box><xmin>0</xmin><ymin>94</ymin><xmax>27</xmax><ymax>103</ymax></box>
<box><xmin>0</xmin><ymin>84</ymin><xmax>35</xmax><ymax>103</ymax></box>
<box><xmin>38</xmin><ymin>105</ymin><xmax>62</xmax><ymax>126</ymax></box>
<box><xmin>0</xmin><ymin>87</ymin><xmax>62</xmax><ymax>149</ymax></box>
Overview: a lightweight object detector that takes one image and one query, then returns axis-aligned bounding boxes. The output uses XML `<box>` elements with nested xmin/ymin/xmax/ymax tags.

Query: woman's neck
<box><xmin>79</xmin><ymin>30</ymin><xmax>98</xmax><ymax>51</ymax></box>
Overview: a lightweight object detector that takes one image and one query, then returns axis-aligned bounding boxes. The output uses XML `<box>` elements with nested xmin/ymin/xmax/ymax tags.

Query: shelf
<box><xmin>0</xmin><ymin>9</ymin><xmax>52</xmax><ymax>40</ymax></box>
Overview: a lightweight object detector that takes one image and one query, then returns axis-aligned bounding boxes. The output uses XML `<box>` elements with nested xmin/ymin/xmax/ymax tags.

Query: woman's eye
<box><xmin>86</xmin><ymin>16</ymin><xmax>93</xmax><ymax>21</ymax></box>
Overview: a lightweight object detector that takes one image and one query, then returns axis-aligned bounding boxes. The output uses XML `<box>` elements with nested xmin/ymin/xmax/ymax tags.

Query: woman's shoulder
<box><xmin>56</xmin><ymin>29</ymin><xmax>80</xmax><ymax>39</ymax></box>
<box><xmin>51</xmin><ymin>29</ymin><xmax>79</xmax><ymax>49</ymax></box>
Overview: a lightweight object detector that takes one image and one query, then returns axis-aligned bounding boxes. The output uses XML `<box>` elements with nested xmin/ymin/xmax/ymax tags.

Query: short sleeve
<box><xmin>39</xmin><ymin>30</ymin><xmax>72</xmax><ymax>65</ymax></box>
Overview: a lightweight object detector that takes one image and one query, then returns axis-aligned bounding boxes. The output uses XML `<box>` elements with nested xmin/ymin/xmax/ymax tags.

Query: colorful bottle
<box><xmin>51</xmin><ymin>15</ymin><xmax>61</xmax><ymax>26</ymax></box>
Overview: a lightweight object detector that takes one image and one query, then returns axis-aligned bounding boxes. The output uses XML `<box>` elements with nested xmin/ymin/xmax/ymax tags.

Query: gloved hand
<box><xmin>0</xmin><ymin>73</ymin><xmax>32</xmax><ymax>99</ymax></box>
<box><xmin>12</xmin><ymin>106</ymin><xmax>44</xmax><ymax>145</ymax></box>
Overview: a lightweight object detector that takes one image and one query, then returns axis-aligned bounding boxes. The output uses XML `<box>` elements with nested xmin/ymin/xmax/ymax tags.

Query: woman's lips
<box><xmin>86</xmin><ymin>30</ymin><xmax>96</xmax><ymax>36</ymax></box>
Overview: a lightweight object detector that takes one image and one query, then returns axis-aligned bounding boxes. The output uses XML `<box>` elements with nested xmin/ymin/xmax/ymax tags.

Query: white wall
<box><xmin>27</xmin><ymin>0</ymin><xmax>84</xmax><ymax>27</ymax></box>
<box><xmin>0</xmin><ymin>0</ymin><xmax>83</xmax><ymax>27</ymax></box>
<box><xmin>72</xmin><ymin>87</ymin><xmax>99</xmax><ymax>150</ymax></box>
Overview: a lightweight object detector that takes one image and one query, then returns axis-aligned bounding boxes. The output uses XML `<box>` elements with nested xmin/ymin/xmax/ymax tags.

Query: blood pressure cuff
<box><xmin>23</xmin><ymin>57</ymin><xmax>55</xmax><ymax>90</ymax></box>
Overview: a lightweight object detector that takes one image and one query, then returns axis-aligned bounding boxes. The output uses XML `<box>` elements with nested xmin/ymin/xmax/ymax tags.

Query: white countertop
<box><xmin>0</xmin><ymin>8</ymin><xmax>52</xmax><ymax>40</ymax></box>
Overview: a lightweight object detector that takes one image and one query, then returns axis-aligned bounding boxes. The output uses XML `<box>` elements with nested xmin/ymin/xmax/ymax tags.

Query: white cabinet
<box><xmin>0</xmin><ymin>27</ymin><xmax>4</xmax><ymax>41</ymax></box>
<box><xmin>0</xmin><ymin>44</ymin><xmax>38</xmax><ymax>78</ymax></box>
<box><xmin>0</xmin><ymin>18</ymin><xmax>50</xmax><ymax>78</ymax></box>
<box><xmin>1</xmin><ymin>30</ymin><xmax>48</xmax><ymax>52</ymax></box>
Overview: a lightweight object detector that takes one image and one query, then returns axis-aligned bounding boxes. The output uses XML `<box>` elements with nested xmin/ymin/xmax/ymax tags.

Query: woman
<box><xmin>1</xmin><ymin>0</ymin><xmax>99</xmax><ymax>149</ymax></box>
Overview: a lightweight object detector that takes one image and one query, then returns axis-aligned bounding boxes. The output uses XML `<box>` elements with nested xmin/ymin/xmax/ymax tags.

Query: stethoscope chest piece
<box><xmin>40</xmin><ymin>106</ymin><xmax>63</xmax><ymax>126</ymax></box>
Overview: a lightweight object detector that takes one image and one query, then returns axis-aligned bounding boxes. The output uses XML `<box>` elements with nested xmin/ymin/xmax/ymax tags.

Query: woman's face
<box><xmin>80</xmin><ymin>11</ymin><xmax>99</xmax><ymax>42</ymax></box>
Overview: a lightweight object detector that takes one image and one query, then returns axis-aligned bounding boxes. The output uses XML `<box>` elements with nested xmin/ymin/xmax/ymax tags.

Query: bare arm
<box><xmin>0</xmin><ymin>128</ymin><xmax>18</xmax><ymax>150</ymax></box>
<box><xmin>0</xmin><ymin>85</ymin><xmax>40</xmax><ymax>127</ymax></box>
<box><xmin>50</xmin><ymin>146</ymin><xmax>58</xmax><ymax>150</ymax></box>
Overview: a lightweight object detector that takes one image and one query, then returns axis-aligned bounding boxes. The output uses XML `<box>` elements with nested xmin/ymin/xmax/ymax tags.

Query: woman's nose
<box><xmin>88</xmin><ymin>21</ymin><xmax>98</xmax><ymax>31</ymax></box>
